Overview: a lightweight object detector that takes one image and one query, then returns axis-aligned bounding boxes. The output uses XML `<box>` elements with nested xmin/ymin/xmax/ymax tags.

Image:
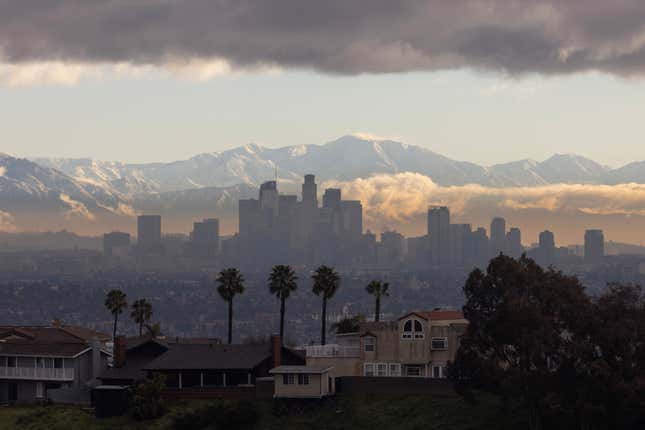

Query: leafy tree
<box><xmin>145</xmin><ymin>322</ymin><xmax>163</xmax><ymax>338</ymax></box>
<box><xmin>268</xmin><ymin>265</ymin><xmax>298</xmax><ymax>344</ymax></box>
<box><xmin>450</xmin><ymin>255</ymin><xmax>592</xmax><ymax>430</ymax></box>
<box><xmin>131</xmin><ymin>373</ymin><xmax>166</xmax><ymax>420</ymax></box>
<box><xmin>330</xmin><ymin>315</ymin><xmax>365</xmax><ymax>334</ymax></box>
<box><xmin>104</xmin><ymin>289</ymin><xmax>127</xmax><ymax>341</ymax></box>
<box><xmin>217</xmin><ymin>268</ymin><xmax>245</xmax><ymax>344</ymax></box>
<box><xmin>366</xmin><ymin>280</ymin><xmax>389</xmax><ymax>321</ymax></box>
<box><xmin>312</xmin><ymin>265</ymin><xmax>340</xmax><ymax>345</ymax></box>
<box><xmin>131</xmin><ymin>298</ymin><xmax>153</xmax><ymax>336</ymax></box>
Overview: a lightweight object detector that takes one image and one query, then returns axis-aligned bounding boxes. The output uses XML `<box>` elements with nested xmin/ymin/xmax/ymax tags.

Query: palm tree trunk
<box><xmin>279</xmin><ymin>296</ymin><xmax>285</xmax><ymax>344</ymax></box>
<box><xmin>321</xmin><ymin>297</ymin><xmax>327</xmax><ymax>345</ymax></box>
<box><xmin>139</xmin><ymin>322</ymin><xmax>143</xmax><ymax>336</ymax></box>
<box><xmin>375</xmin><ymin>296</ymin><xmax>380</xmax><ymax>322</ymax></box>
<box><xmin>228</xmin><ymin>299</ymin><xmax>233</xmax><ymax>344</ymax></box>
<box><xmin>112</xmin><ymin>314</ymin><xmax>118</xmax><ymax>341</ymax></box>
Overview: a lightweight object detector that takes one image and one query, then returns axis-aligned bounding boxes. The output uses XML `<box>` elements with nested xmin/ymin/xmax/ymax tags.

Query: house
<box><xmin>98</xmin><ymin>335</ymin><xmax>170</xmax><ymax>386</ymax></box>
<box><xmin>302</xmin><ymin>309</ymin><xmax>467</xmax><ymax>379</ymax></box>
<box><xmin>270</xmin><ymin>365</ymin><xmax>335</xmax><ymax>398</ymax></box>
<box><xmin>0</xmin><ymin>323</ymin><xmax>111</xmax><ymax>404</ymax></box>
<box><xmin>143</xmin><ymin>336</ymin><xmax>304</xmax><ymax>395</ymax></box>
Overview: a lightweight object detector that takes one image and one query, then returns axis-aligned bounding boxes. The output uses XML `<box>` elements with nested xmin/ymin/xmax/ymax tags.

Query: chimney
<box><xmin>114</xmin><ymin>336</ymin><xmax>127</xmax><ymax>368</ymax></box>
<box><xmin>271</xmin><ymin>335</ymin><xmax>282</xmax><ymax>368</ymax></box>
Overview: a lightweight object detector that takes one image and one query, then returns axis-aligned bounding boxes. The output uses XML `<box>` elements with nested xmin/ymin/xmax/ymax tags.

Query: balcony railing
<box><xmin>0</xmin><ymin>366</ymin><xmax>74</xmax><ymax>381</ymax></box>
<box><xmin>302</xmin><ymin>344</ymin><xmax>360</xmax><ymax>358</ymax></box>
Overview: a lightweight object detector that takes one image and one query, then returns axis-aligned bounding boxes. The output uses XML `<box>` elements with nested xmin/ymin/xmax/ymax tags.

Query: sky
<box><xmin>2</xmin><ymin>1</ymin><xmax>645</xmax><ymax>167</ymax></box>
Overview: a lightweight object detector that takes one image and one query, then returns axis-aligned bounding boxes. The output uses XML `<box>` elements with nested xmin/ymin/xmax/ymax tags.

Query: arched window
<box><xmin>402</xmin><ymin>318</ymin><xmax>424</xmax><ymax>339</ymax></box>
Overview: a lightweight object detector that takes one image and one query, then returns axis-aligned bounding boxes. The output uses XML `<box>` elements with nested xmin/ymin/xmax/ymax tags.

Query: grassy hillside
<box><xmin>0</xmin><ymin>394</ymin><xmax>522</xmax><ymax>430</ymax></box>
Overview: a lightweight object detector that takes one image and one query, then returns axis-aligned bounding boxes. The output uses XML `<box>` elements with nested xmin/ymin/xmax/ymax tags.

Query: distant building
<box><xmin>538</xmin><ymin>230</ymin><xmax>556</xmax><ymax>266</ymax></box>
<box><xmin>190</xmin><ymin>218</ymin><xmax>220</xmax><ymax>258</ymax></box>
<box><xmin>322</xmin><ymin>188</ymin><xmax>341</xmax><ymax>210</ymax></box>
<box><xmin>379</xmin><ymin>230</ymin><xmax>406</xmax><ymax>266</ymax></box>
<box><xmin>506</xmin><ymin>227</ymin><xmax>522</xmax><ymax>258</ymax></box>
<box><xmin>259</xmin><ymin>181</ymin><xmax>279</xmax><ymax>217</ymax></box>
<box><xmin>584</xmin><ymin>229</ymin><xmax>605</xmax><ymax>265</ymax></box>
<box><xmin>103</xmin><ymin>232</ymin><xmax>130</xmax><ymax>257</ymax></box>
<box><xmin>428</xmin><ymin>206</ymin><xmax>450</xmax><ymax>267</ymax></box>
<box><xmin>340</xmin><ymin>200</ymin><xmax>363</xmax><ymax>241</ymax></box>
<box><xmin>137</xmin><ymin>215</ymin><xmax>162</xmax><ymax>253</ymax></box>
<box><xmin>490</xmin><ymin>217</ymin><xmax>506</xmax><ymax>256</ymax></box>
<box><xmin>471</xmin><ymin>227</ymin><xmax>490</xmax><ymax>266</ymax></box>
<box><xmin>449</xmin><ymin>224</ymin><xmax>472</xmax><ymax>266</ymax></box>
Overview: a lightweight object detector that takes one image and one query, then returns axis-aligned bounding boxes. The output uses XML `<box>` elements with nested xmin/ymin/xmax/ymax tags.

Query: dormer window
<box><xmin>402</xmin><ymin>319</ymin><xmax>424</xmax><ymax>339</ymax></box>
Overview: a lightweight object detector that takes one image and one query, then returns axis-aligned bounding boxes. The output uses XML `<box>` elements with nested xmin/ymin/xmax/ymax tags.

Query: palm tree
<box><xmin>268</xmin><ymin>265</ymin><xmax>298</xmax><ymax>344</ymax></box>
<box><xmin>366</xmin><ymin>281</ymin><xmax>390</xmax><ymax>322</ymax></box>
<box><xmin>131</xmin><ymin>298</ymin><xmax>153</xmax><ymax>336</ymax></box>
<box><xmin>145</xmin><ymin>322</ymin><xmax>163</xmax><ymax>338</ymax></box>
<box><xmin>216</xmin><ymin>268</ymin><xmax>245</xmax><ymax>344</ymax></box>
<box><xmin>312</xmin><ymin>265</ymin><xmax>340</xmax><ymax>345</ymax></box>
<box><xmin>104</xmin><ymin>289</ymin><xmax>127</xmax><ymax>341</ymax></box>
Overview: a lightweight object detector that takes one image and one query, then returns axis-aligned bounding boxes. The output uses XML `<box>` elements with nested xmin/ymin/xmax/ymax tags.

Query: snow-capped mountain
<box><xmin>3</xmin><ymin>134</ymin><xmax>645</xmax><ymax>234</ymax></box>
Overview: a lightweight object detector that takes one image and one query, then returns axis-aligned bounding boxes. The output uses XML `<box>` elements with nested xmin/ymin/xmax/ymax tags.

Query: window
<box><xmin>282</xmin><ymin>374</ymin><xmax>296</xmax><ymax>385</ymax></box>
<box><xmin>0</xmin><ymin>356</ymin><xmax>7</xmax><ymax>367</ymax></box>
<box><xmin>376</xmin><ymin>363</ymin><xmax>388</xmax><ymax>377</ymax></box>
<box><xmin>406</xmin><ymin>366</ymin><xmax>421</xmax><ymax>377</ymax></box>
<box><xmin>402</xmin><ymin>318</ymin><xmax>424</xmax><ymax>339</ymax></box>
<box><xmin>363</xmin><ymin>363</ymin><xmax>375</xmax><ymax>376</ymax></box>
<box><xmin>431</xmin><ymin>337</ymin><xmax>448</xmax><ymax>350</ymax></box>
<box><xmin>298</xmin><ymin>374</ymin><xmax>310</xmax><ymax>385</ymax></box>
<box><xmin>36</xmin><ymin>382</ymin><xmax>44</xmax><ymax>399</ymax></box>
<box><xmin>7</xmin><ymin>356</ymin><xmax>17</xmax><ymax>367</ymax></box>
<box><xmin>432</xmin><ymin>366</ymin><xmax>442</xmax><ymax>379</ymax></box>
<box><xmin>389</xmin><ymin>363</ymin><xmax>401</xmax><ymax>377</ymax></box>
<box><xmin>54</xmin><ymin>358</ymin><xmax>63</xmax><ymax>369</ymax></box>
<box><xmin>364</xmin><ymin>336</ymin><xmax>375</xmax><ymax>352</ymax></box>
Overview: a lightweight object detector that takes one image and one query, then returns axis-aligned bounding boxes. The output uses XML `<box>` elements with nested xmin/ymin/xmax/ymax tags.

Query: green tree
<box><xmin>145</xmin><ymin>322</ymin><xmax>163</xmax><ymax>338</ymax></box>
<box><xmin>131</xmin><ymin>298</ymin><xmax>153</xmax><ymax>336</ymax></box>
<box><xmin>131</xmin><ymin>373</ymin><xmax>166</xmax><ymax>420</ymax></box>
<box><xmin>268</xmin><ymin>265</ymin><xmax>298</xmax><ymax>344</ymax></box>
<box><xmin>217</xmin><ymin>268</ymin><xmax>245</xmax><ymax>344</ymax></box>
<box><xmin>330</xmin><ymin>315</ymin><xmax>365</xmax><ymax>335</ymax></box>
<box><xmin>366</xmin><ymin>280</ymin><xmax>389</xmax><ymax>322</ymax></box>
<box><xmin>450</xmin><ymin>255</ymin><xmax>591</xmax><ymax>430</ymax></box>
<box><xmin>312</xmin><ymin>265</ymin><xmax>340</xmax><ymax>345</ymax></box>
<box><xmin>104</xmin><ymin>289</ymin><xmax>128</xmax><ymax>341</ymax></box>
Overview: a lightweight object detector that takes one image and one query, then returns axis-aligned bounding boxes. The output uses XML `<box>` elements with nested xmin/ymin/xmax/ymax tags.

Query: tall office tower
<box><xmin>379</xmin><ymin>230</ymin><xmax>406</xmax><ymax>265</ymax></box>
<box><xmin>340</xmin><ymin>200</ymin><xmax>363</xmax><ymax>241</ymax></box>
<box><xmin>322</xmin><ymin>188</ymin><xmax>342</xmax><ymax>210</ymax></box>
<box><xmin>137</xmin><ymin>215</ymin><xmax>162</xmax><ymax>250</ymax></box>
<box><xmin>584</xmin><ymin>229</ymin><xmax>605</xmax><ymax>265</ymax></box>
<box><xmin>238</xmin><ymin>199</ymin><xmax>260</xmax><ymax>238</ymax></box>
<box><xmin>538</xmin><ymin>230</ymin><xmax>556</xmax><ymax>266</ymax></box>
<box><xmin>490</xmin><ymin>217</ymin><xmax>507</xmax><ymax>256</ymax></box>
<box><xmin>428</xmin><ymin>206</ymin><xmax>451</xmax><ymax>266</ymax></box>
<box><xmin>302</xmin><ymin>174</ymin><xmax>318</xmax><ymax>209</ymax></box>
<box><xmin>472</xmin><ymin>227</ymin><xmax>490</xmax><ymax>266</ymax></box>
<box><xmin>506</xmin><ymin>227</ymin><xmax>522</xmax><ymax>258</ymax></box>
<box><xmin>450</xmin><ymin>223</ymin><xmax>472</xmax><ymax>266</ymax></box>
<box><xmin>259</xmin><ymin>181</ymin><xmax>279</xmax><ymax>216</ymax></box>
<box><xmin>191</xmin><ymin>218</ymin><xmax>220</xmax><ymax>257</ymax></box>
<box><xmin>103</xmin><ymin>232</ymin><xmax>130</xmax><ymax>257</ymax></box>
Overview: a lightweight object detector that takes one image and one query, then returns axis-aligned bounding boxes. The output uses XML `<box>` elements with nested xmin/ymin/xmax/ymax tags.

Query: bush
<box><xmin>130</xmin><ymin>373</ymin><xmax>167</xmax><ymax>420</ymax></box>
<box><xmin>172</xmin><ymin>400</ymin><xmax>260</xmax><ymax>430</ymax></box>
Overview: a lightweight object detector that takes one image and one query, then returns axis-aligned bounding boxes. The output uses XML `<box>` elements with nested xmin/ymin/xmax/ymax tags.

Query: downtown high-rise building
<box><xmin>190</xmin><ymin>218</ymin><xmax>220</xmax><ymax>258</ymax></box>
<box><xmin>490</xmin><ymin>217</ymin><xmax>506</xmax><ymax>256</ymax></box>
<box><xmin>137</xmin><ymin>215</ymin><xmax>162</xmax><ymax>252</ymax></box>
<box><xmin>538</xmin><ymin>230</ymin><xmax>555</xmax><ymax>266</ymax></box>
<box><xmin>506</xmin><ymin>227</ymin><xmax>522</xmax><ymax>258</ymax></box>
<box><xmin>584</xmin><ymin>229</ymin><xmax>605</xmax><ymax>265</ymax></box>
<box><xmin>428</xmin><ymin>206</ymin><xmax>451</xmax><ymax>267</ymax></box>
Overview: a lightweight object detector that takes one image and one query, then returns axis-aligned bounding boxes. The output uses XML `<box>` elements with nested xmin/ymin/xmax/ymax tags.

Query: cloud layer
<box><xmin>325</xmin><ymin>173</ymin><xmax>645</xmax><ymax>243</ymax></box>
<box><xmin>2</xmin><ymin>1</ymin><xmax>645</xmax><ymax>79</ymax></box>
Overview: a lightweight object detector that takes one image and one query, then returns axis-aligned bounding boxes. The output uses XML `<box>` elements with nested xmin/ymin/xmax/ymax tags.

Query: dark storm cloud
<box><xmin>2</xmin><ymin>0</ymin><xmax>645</xmax><ymax>76</ymax></box>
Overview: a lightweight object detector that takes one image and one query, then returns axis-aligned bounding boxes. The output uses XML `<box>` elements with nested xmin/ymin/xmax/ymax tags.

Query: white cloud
<box><xmin>0</xmin><ymin>210</ymin><xmax>17</xmax><ymax>232</ymax></box>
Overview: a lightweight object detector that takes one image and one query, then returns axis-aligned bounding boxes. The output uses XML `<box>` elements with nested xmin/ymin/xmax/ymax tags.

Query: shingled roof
<box><xmin>0</xmin><ymin>325</ymin><xmax>110</xmax><ymax>357</ymax></box>
<box><xmin>144</xmin><ymin>343</ymin><xmax>275</xmax><ymax>371</ymax></box>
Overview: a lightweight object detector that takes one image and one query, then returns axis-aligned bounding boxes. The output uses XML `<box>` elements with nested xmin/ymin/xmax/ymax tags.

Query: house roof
<box><xmin>0</xmin><ymin>325</ymin><xmax>110</xmax><ymax>357</ymax></box>
<box><xmin>143</xmin><ymin>343</ymin><xmax>275</xmax><ymax>371</ymax></box>
<box><xmin>270</xmin><ymin>366</ymin><xmax>333</xmax><ymax>374</ymax></box>
<box><xmin>398</xmin><ymin>310</ymin><xmax>465</xmax><ymax>322</ymax></box>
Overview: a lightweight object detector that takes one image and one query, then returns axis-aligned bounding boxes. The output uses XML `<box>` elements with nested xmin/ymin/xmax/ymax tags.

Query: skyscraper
<box><xmin>340</xmin><ymin>200</ymin><xmax>363</xmax><ymax>241</ymax></box>
<box><xmin>506</xmin><ymin>227</ymin><xmax>522</xmax><ymax>258</ymax></box>
<box><xmin>490</xmin><ymin>217</ymin><xmax>506</xmax><ymax>256</ymax></box>
<box><xmin>322</xmin><ymin>188</ymin><xmax>341</xmax><ymax>210</ymax></box>
<box><xmin>538</xmin><ymin>230</ymin><xmax>555</xmax><ymax>266</ymax></box>
<box><xmin>472</xmin><ymin>227</ymin><xmax>490</xmax><ymax>266</ymax></box>
<box><xmin>584</xmin><ymin>229</ymin><xmax>605</xmax><ymax>265</ymax></box>
<box><xmin>302</xmin><ymin>174</ymin><xmax>318</xmax><ymax>210</ymax></box>
<box><xmin>103</xmin><ymin>232</ymin><xmax>130</xmax><ymax>257</ymax></box>
<box><xmin>137</xmin><ymin>215</ymin><xmax>162</xmax><ymax>252</ymax></box>
<box><xmin>428</xmin><ymin>206</ymin><xmax>450</xmax><ymax>266</ymax></box>
<box><xmin>450</xmin><ymin>223</ymin><xmax>472</xmax><ymax>266</ymax></box>
<box><xmin>259</xmin><ymin>181</ymin><xmax>279</xmax><ymax>216</ymax></box>
<box><xmin>191</xmin><ymin>218</ymin><xmax>220</xmax><ymax>257</ymax></box>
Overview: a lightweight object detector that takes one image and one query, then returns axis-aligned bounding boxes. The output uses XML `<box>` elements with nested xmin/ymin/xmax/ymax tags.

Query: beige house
<box><xmin>302</xmin><ymin>309</ymin><xmax>467</xmax><ymax>379</ymax></box>
<box><xmin>269</xmin><ymin>366</ymin><xmax>335</xmax><ymax>398</ymax></box>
